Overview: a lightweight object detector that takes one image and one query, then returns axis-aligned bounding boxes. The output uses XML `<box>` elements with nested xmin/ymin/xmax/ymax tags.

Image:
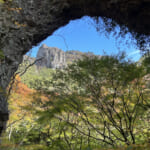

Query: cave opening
<box><xmin>1</xmin><ymin>0</ymin><xmax>150</xmax><ymax>147</ymax></box>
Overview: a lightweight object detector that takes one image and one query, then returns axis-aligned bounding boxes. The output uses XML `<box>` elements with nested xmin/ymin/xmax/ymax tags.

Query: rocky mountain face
<box><xmin>36</xmin><ymin>44</ymin><xmax>98</xmax><ymax>69</ymax></box>
<box><xmin>23</xmin><ymin>55</ymin><xmax>36</xmax><ymax>64</ymax></box>
<box><xmin>36</xmin><ymin>44</ymin><xmax>66</xmax><ymax>69</ymax></box>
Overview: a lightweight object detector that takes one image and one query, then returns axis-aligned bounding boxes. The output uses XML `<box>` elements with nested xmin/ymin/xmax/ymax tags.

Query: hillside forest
<box><xmin>1</xmin><ymin>53</ymin><xmax>150</xmax><ymax>150</ymax></box>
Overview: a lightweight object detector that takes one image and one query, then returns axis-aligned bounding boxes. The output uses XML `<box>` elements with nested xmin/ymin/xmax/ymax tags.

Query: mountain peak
<box><xmin>41</xmin><ymin>44</ymin><xmax>49</xmax><ymax>49</ymax></box>
<box><xmin>36</xmin><ymin>46</ymin><xmax>66</xmax><ymax>69</ymax></box>
<box><xmin>36</xmin><ymin>45</ymin><xmax>100</xmax><ymax>69</ymax></box>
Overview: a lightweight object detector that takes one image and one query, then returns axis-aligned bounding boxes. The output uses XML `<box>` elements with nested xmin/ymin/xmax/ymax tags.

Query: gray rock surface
<box><xmin>36</xmin><ymin>44</ymin><xmax>66</xmax><ymax>69</ymax></box>
<box><xmin>36</xmin><ymin>44</ymin><xmax>99</xmax><ymax>69</ymax></box>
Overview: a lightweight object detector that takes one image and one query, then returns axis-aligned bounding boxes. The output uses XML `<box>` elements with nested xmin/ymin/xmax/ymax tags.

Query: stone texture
<box><xmin>0</xmin><ymin>0</ymin><xmax>150</xmax><ymax>135</ymax></box>
<box><xmin>36</xmin><ymin>44</ymin><xmax>66</xmax><ymax>69</ymax></box>
<box><xmin>36</xmin><ymin>44</ymin><xmax>99</xmax><ymax>69</ymax></box>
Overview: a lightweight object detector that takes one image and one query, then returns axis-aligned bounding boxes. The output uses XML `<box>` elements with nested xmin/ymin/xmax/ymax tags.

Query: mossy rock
<box><xmin>0</xmin><ymin>49</ymin><xmax>5</xmax><ymax>60</ymax></box>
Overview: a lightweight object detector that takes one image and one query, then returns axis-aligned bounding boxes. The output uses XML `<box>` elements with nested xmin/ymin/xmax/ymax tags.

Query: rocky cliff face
<box><xmin>36</xmin><ymin>44</ymin><xmax>66</xmax><ymax>69</ymax></box>
<box><xmin>36</xmin><ymin>44</ymin><xmax>97</xmax><ymax>69</ymax></box>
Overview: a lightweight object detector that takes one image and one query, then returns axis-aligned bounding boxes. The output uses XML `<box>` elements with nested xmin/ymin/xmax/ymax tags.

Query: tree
<box><xmin>33</xmin><ymin>54</ymin><xmax>150</xmax><ymax>148</ymax></box>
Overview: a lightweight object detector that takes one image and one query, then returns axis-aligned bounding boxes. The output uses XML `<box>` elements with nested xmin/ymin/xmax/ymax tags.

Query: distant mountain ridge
<box><xmin>35</xmin><ymin>44</ymin><xmax>100</xmax><ymax>69</ymax></box>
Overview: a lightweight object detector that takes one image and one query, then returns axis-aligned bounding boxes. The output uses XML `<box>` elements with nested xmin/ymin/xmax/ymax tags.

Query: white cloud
<box><xmin>128</xmin><ymin>50</ymin><xmax>140</xmax><ymax>56</ymax></box>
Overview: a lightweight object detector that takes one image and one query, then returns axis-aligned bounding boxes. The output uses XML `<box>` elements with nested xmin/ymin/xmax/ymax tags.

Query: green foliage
<box><xmin>6</xmin><ymin>54</ymin><xmax>150</xmax><ymax>149</ymax></box>
<box><xmin>20</xmin><ymin>64</ymin><xmax>54</xmax><ymax>90</ymax></box>
<box><xmin>141</xmin><ymin>55</ymin><xmax>150</xmax><ymax>73</ymax></box>
<box><xmin>22</xmin><ymin>54</ymin><xmax>149</xmax><ymax>148</ymax></box>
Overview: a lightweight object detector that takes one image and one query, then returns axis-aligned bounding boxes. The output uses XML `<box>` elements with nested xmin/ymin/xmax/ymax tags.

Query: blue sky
<box><xmin>29</xmin><ymin>16</ymin><xmax>141</xmax><ymax>61</ymax></box>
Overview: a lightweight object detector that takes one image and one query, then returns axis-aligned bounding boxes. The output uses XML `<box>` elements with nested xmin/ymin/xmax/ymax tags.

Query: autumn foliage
<box><xmin>7</xmin><ymin>75</ymin><xmax>48</xmax><ymax>127</ymax></box>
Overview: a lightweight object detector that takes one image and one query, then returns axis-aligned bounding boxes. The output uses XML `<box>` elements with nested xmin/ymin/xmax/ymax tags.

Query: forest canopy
<box><xmin>3</xmin><ymin>54</ymin><xmax>150</xmax><ymax>150</ymax></box>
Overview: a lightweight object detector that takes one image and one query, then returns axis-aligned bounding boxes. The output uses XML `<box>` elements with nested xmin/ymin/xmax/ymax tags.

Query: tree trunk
<box><xmin>0</xmin><ymin>59</ymin><xmax>20</xmax><ymax>137</ymax></box>
<box><xmin>8</xmin><ymin>125</ymin><xmax>13</xmax><ymax>141</ymax></box>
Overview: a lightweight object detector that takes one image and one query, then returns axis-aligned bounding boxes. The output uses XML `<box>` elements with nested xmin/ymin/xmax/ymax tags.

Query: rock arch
<box><xmin>0</xmin><ymin>0</ymin><xmax>150</xmax><ymax>136</ymax></box>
